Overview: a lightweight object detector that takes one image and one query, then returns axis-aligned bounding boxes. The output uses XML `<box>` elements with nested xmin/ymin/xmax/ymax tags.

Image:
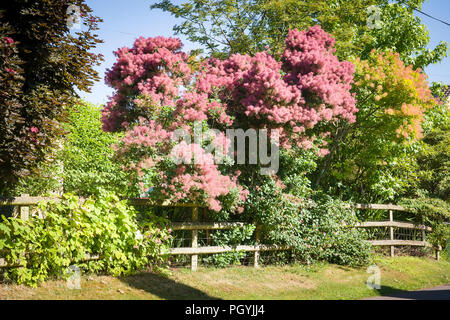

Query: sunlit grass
<box><xmin>0</xmin><ymin>255</ymin><xmax>448</xmax><ymax>300</ymax></box>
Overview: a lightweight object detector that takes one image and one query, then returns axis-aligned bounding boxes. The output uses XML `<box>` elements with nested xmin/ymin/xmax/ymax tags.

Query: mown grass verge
<box><xmin>0</xmin><ymin>255</ymin><xmax>448</xmax><ymax>300</ymax></box>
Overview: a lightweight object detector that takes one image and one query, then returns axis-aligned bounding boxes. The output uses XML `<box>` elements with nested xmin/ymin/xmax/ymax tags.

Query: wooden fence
<box><xmin>0</xmin><ymin>195</ymin><xmax>442</xmax><ymax>271</ymax></box>
<box><xmin>351</xmin><ymin>203</ymin><xmax>439</xmax><ymax>260</ymax></box>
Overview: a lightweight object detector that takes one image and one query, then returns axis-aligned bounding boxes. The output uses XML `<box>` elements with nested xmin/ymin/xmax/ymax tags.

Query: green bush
<box><xmin>244</xmin><ymin>181</ymin><xmax>372</xmax><ymax>267</ymax></box>
<box><xmin>427</xmin><ymin>223</ymin><xmax>450</xmax><ymax>251</ymax></box>
<box><xmin>306</xmin><ymin>194</ymin><xmax>372</xmax><ymax>266</ymax></box>
<box><xmin>62</xmin><ymin>102</ymin><xmax>129</xmax><ymax>196</ymax></box>
<box><xmin>399</xmin><ymin>196</ymin><xmax>450</xmax><ymax>250</ymax></box>
<box><xmin>13</xmin><ymin>101</ymin><xmax>128</xmax><ymax>197</ymax></box>
<box><xmin>0</xmin><ymin>191</ymin><xmax>171</xmax><ymax>286</ymax></box>
<box><xmin>202</xmin><ymin>225</ymin><xmax>255</xmax><ymax>267</ymax></box>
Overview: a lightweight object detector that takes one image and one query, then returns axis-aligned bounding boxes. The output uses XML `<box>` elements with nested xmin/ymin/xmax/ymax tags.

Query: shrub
<box><xmin>101</xmin><ymin>26</ymin><xmax>357</xmax><ymax>211</ymax></box>
<box><xmin>399</xmin><ymin>196</ymin><xmax>450</xmax><ymax>250</ymax></box>
<box><xmin>0</xmin><ymin>191</ymin><xmax>171</xmax><ymax>286</ymax></box>
<box><xmin>12</xmin><ymin>101</ymin><xmax>128</xmax><ymax>197</ymax></box>
<box><xmin>202</xmin><ymin>225</ymin><xmax>255</xmax><ymax>268</ymax></box>
<box><xmin>305</xmin><ymin>194</ymin><xmax>372</xmax><ymax>266</ymax></box>
<box><xmin>244</xmin><ymin>182</ymin><xmax>372</xmax><ymax>266</ymax></box>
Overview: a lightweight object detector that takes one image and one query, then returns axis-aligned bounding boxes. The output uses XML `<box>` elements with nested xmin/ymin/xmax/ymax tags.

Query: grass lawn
<box><xmin>0</xmin><ymin>255</ymin><xmax>449</xmax><ymax>300</ymax></box>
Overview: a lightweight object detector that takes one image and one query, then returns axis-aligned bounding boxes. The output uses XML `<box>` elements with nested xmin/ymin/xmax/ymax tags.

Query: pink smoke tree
<box><xmin>101</xmin><ymin>26</ymin><xmax>357</xmax><ymax>212</ymax></box>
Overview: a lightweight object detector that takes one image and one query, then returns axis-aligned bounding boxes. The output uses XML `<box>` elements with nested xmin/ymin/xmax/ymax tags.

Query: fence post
<box><xmin>204</xmin><ymin>207</ymin><xmax>211</xmax><ymax>246</ymax></box>
<box><xmin>436</xmin><ymin>245</ymin><xmax>441</xmax><ymax>261</ymax></box>
<box><xmin>191</xmin><ymin>206</ymin><xmax>199</xmax><ymax>271</ymax></box>
<box><xmin>254</xmin><ymin>225</ymin><xmax>261</xmax><ymax>268</ymax></box>
<box><xmin>389</xmin><ymin>209</ymin><xmax>394</xmax><ymax>257</ymax></box>
<box><xmin>20</xmin><ymin>194</ymin><xmax>30</xmax><ymax>221</ymax></box>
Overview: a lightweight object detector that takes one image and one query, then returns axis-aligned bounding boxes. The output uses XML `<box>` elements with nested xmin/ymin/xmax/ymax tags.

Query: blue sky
<box><xmin>79</xmin><ymin>0</ymin><xmax>450</xmax><ymax>106</ymax></box>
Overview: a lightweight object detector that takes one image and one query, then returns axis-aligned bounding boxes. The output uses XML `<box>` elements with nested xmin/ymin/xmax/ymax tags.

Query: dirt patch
<box><xmin>261</xmin><ymin>275</ymin><xmax>316</xmax><ymax>291</ymax></box>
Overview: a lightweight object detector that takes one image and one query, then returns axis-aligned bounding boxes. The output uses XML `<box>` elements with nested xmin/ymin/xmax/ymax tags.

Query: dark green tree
<box><xmin>0</xmin><ymin>0</ymin><xmax>103</xmax><ymax>195</ymax></box>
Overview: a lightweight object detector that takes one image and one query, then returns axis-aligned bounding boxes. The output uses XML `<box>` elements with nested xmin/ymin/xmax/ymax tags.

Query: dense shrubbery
<box><xmin>395</xmin><ymin>88</ymin><xmax>450</xmax><ymax>251</ymax></box>
<box><xmin>202</xmin><ymin>225</ymin><xmax>256</xmax><ymax>267</ymax></box>
<box><xmin>12</xmin><ymin>101</ymin><xmax>127</xmax><ymax>197</ymax></box>
<box><xmin>244</xmin><ymin>184</ymin><xmax>371</xmax><ymax>266</ymax></box>
<box><xmin>399</xmin><ymin>196</ymin><xmax>450</xmax><ymax>250</ymax></box>
<box><xmin>0</xmin><ymin>191</ymin><xmax>171</xmax><ymax>286</ymax></box>
<box><xmin>97</xmin><ymin>22</ymin><xmax>446</xmax><ymax>268</ymax></box>
<box><xmin>302</xmin><ymin>195</ymin><xmax>371</xmax><ymax>266</ymax></box>
<box><xmin>97</xmin><ymin>26</ymin><xmax>375</xmax><ymax>268</ymax></box>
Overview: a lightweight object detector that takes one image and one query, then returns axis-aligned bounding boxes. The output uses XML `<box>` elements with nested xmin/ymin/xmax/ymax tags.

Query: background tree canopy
<box><xmin>151</xmin><ymin>0</ymin><xmax>448</xmax><ymax>67</ymax></box>
<box><xmin>151</xmin><ymin>0</ymin><xmax>449</xmax><ymax>204</ymax></box>
<box><xmin>12</xmin><ymin>101</ymin><xmax>127</xmax><ymax>197</ymax></box>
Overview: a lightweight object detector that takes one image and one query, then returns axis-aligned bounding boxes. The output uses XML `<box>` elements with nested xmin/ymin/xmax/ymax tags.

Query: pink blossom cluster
<box><xmin>102</xmin><ymin>36</ymin><xmax>191</xmax><ymax>131</ymax></box>
<box><xmin>164</xmin><ymin>142</ymin><xmax>244</xmax><ymax>211</ymax></box>
<box><xmin>170</xmin><ymin>141</ymin><xmax>215</xmax><ymax>165</ymax></box>
<box><xmin>116</xmin><ymin>120</ymin><xmax>245</xmax><ymax>211</ymax></box>
<box><xmin>184</xmin><ymin>26</ymin><xmax>357</xmax><ymax>148</ymax></box>
<box><xmin>282</xmin><ymin>27</ymin><xmax>357</xmax><ymax>122</ymax></box>
<box><xmin>102</xmin><ymin>27</ymin><xmax>358</xmax><ymax>210</ymax></box>
<box><xmin>173</xmin><ymin>91</ymin><xmax>232</xmax><ymax>126</ymax></box>
<box><xmin>3</xmin><ymin>37</ymin><xmax>13</xmax><ymax>44</ymax></box>
<box><xmin>102</xmin><ymin>27</ymin><xmax>357</xmax><ymax>144</ymax></box>
<box><xmin>121</xmin><ymin>118</ymin><xmax>172</xmax><ymax>151</ymax></box>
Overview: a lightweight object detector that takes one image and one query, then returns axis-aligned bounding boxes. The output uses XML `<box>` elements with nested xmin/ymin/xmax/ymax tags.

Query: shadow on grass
<box><xmin>364</xmin><ymin>285</ymin><xmax>450</xmax><ymax>300</ymax></box>
<box><xmin>120</xmin><ymin>271</ymin><xmax>220</xmax><ymax>300</ymax></box>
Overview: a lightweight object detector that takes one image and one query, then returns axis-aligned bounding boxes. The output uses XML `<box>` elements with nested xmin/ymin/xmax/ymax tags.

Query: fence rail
<box><xmin>168</xmin><ymin>244</ymin><xmax>292</xmax><ymax>255</ymax></box>
<box><xmin>0</xmin><ymin>195</ymin><xmax>441</xmax><ymax>270</ymax></box>
<box><xmin>356</xmin><ymin>221</ymin><xmax>432</xmax><ymax>231</ymax></box>
<box><xmin>0</xmin><ymin>195</ymin><xmax>55</xmax><ymax>206</ymax></box>
<box><xmin>353</xmin><ymin>203</ymin><xmax>441</xmax><ymax>260</ymax></box>
<box><xmin>171</xmin><ymin>222</ymin><xmax>246</xmax><ymax>231</ymax></box>
<box><xmin>352</xmin><ymin>203</ymin><xmax>407</xmax><ymax>211</ymax></box>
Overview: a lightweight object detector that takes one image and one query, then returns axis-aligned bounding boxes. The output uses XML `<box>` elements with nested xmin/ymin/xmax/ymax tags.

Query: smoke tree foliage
<box><xmin>0</xmin><ymin>0</ymin><xmax>103</xmax><ymax>195</ymax></box>
<box><xmin>101</xmin><ymin>26</ymin><xmax>358</xmax><ymax>212</ymax></box>
<box><xmin>151</xmin><ymin>0</ymin><xmax>448</xmax><ymax>203</ymax></box>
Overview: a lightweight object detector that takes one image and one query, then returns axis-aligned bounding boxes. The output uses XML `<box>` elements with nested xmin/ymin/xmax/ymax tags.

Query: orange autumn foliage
<box><xmin>352</xmin><ymin>50</ymin><xmax>436</xmax><ymax>141</ymax></box>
